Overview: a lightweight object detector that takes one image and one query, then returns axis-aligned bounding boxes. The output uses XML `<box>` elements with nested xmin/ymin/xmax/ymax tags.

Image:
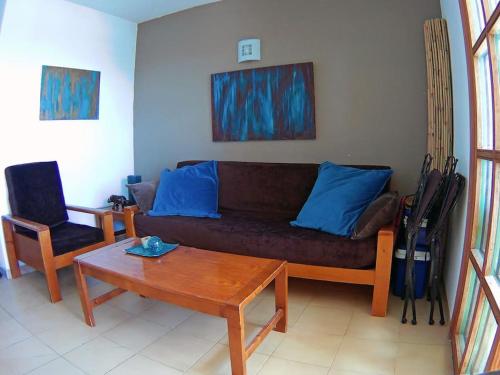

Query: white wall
<box><xmin>440</xmin><ymin>0</ymin><xmax>470</xmax><ymax>313</ymax></box>
<box><xmin>0</xmin><ymin>0</ymin><xmax>137</xmax><ymax>274</ymax></box>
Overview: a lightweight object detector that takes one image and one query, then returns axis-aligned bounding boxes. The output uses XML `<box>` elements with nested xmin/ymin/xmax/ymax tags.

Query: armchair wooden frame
<box><xmin>2</xmin><ymin>205</ymin><xmax>115</xmax><ymax>303</ymax></box>
<box><xmin>122</xmin><ymin>205</ymin><xmax>396</xmax><ymax>317</ymax></box>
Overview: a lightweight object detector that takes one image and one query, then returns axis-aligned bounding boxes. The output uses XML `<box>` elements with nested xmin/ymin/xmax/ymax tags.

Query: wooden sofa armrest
<box><xmin>1</xmin><ymin>215</ymin><xmax>49</xmax><ymax>232</ymax></box>
<box><xmin>66</xmin><ymin>205</ymin><xmax>112</xmax><ymax>217</ymax></box>
<box><xmin>123</xmin><ymin>205</ymin><xmax>139</xmax><ymax>238</ymax></box>
<box><xmin>371</xmin><ymin>222</ymin><xmax>396</xmax><ymax>317</ymax></box>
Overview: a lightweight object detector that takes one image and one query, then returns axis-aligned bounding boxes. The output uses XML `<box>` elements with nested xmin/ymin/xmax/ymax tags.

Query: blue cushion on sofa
<box><xmin>149</xmin><ymin>160</ymin><xmax>221</xmax><ymax>219</ymax></box>
<box><xmin>290</xmin><ymin>162</ymin><xmax>392</xmax><ymax>236</ymax></box>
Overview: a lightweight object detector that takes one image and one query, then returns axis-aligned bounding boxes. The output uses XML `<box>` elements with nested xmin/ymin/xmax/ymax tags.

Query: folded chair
<box><xmin>402</xmin><ymin>154</ymin><xmax>442</xmax><ymax>325</ymax></box>
<box><xmin>425</xmin><ymin>157</ymin><xmax>465</xmax><ymax>325</ymax></box>
<box><xmin>1</xmin><ymin>161</ymin><xmax>115</xmax><ymax>302</ymax></box>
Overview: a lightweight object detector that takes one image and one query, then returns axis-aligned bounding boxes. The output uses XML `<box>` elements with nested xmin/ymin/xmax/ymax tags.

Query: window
<box><xmin>453</xmin><ymin>1</ymin><xmax>500</xmax><ymax>373</ymax></box>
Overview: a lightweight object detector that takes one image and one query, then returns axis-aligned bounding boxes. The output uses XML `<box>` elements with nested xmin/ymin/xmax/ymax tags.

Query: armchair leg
<box><xmin>2</xmin><ymin>218</ymin><xmax>21</xmax><ymax>278</ymax></box>
<box><xmin>102</xmin><ymin>214</ymin><xmax>115</xmax><ymax>244</ymax></box>
<box><xmin>38</xmin><ymin>231</ymin><xmax>61</xmax><ymax>303</ymax></box>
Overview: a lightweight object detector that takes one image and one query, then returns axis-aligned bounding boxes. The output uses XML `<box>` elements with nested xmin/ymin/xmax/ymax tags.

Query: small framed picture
<box><xmin>238</xmin><ymin>39</ymin><xmax>261</xmax><ymax>63</ymax></box>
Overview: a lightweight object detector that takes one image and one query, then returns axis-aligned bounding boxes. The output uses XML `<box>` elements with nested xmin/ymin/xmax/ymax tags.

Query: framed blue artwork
<box><xmin>211</xmin><ymin>62</ymin><xmax>315</xmax><ymax>141</ymax></box>
<box><xmin>39</xmin><ymin>65</ymin><xmax>100</xmax><ymax>120</ymax></box>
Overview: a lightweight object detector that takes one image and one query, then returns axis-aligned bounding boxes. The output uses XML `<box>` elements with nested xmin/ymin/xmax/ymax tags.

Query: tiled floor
<box><xmin>0</xmin><ymin>267</ymin><xmax>453</xmax><ymax>375</ymax></box>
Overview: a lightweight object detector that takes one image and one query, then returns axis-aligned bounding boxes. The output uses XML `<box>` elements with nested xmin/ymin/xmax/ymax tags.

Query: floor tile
<box><xmin>331</xmin><ymin>337</ymin><xmax>398</xmax><ymax>375</ymax></box>
<box><xmin>219</xmin><ymin>322</ymin><xmax>285</xmax><ymax>355</ymax></box>
<box><xmin>64</xmin><ymin>336</ymin><xmax>134</xmax><ymax>375</ymax></box>
<box><xmin>0</xmin><ymin>318</ymin><xmax>32</xmax><ymax>349</ymax></box>
<box><xmin>395</xmin><ymin>343</ymin><xmax>452</xmax><ymax>375</ymax></box>
<box><xmin>246</xmin><ymin>296</ymin><xmax>306</xmax><ymax>327</ymax></box>
<box><xmin>27</xmin><ymin>357</ymin><xmax>85</xmax><ymax>375</ymax></box>
<box><xmin>398</xmin><ymin>321</ymin><xmax>451</xmax><ymax>345</ymax></box>
<box><xmin>109</xmin><ymin>292</ymin><xmax>158</xmax><ymax>315</ymax></box>
<box><xmin>273</xmin><ymin>328</ymin><xmax>342</xmax><ymax>367</ymax></box>
<box><xmin>346</xmin><ymin>312</ymin><xmax>399</xmax><ymax>342</ymax></box>
<box><xmin>0</xmin><ymin>337</ymin><xmax>57</xmax><ymax>375</ymax></box>
<box><xmin>258</xmin><ymin>357</ymin><xmax>330</xmax><ymax>375</ymax></box>
<box><xmin>187</xmin><ymin>343</ymin><xmax>268</xmax><ymax>375</ymax></box>
<box><xmin>107</xmin><ymin>354</ymin><xmax>183</xmax><ymax>375</ymax></box>
<box><xmin>139</xmin><ymin>302</ymin><xmax>194</xmax><ymax>328</ymax></box>
<box><xmin>173</xmin><ymin>312</ymin><xmax>228</xmax><ymax>342</ymax></box>
<box><xmin>103</xmin><ymin>317</ymin><xmax>170</xmax><ymax>351</ymax></box>
<box><xmin>293</xmin><ymin>305</ymin><xmax>352</xmax><ymax>335</ymax></box>
<box><xmin>141</xmin><ymin>328</ymin><xmax>216</xmax><ymax>371</ymax></box>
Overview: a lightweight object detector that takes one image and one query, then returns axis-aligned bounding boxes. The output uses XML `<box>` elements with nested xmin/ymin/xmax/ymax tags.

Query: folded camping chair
<box><xmin>402</xmin><ymin>154</ymin><xmax>442</xmax><ymax>325</ymax></box>
<box><xmin>425</xmin><ymin>157</ymin><xmax>465</xmax><ymax>325</ymax></box>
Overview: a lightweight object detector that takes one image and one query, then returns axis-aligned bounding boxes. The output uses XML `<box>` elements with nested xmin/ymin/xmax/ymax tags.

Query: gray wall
<box><xmin>440</xmin><ymin>0</ymin><xmax>470</xmax><ymax>314</ymax></box>
<box><xmin>134</xmin><ymin>0</ymin><xmax>441</xmax><ymax>193</ymax></box>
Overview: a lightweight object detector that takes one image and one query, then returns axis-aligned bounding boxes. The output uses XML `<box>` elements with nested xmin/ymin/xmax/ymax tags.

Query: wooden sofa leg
<box><xmin>101</xmin><ymin>213</ymin><xmax>115</xmax><ymax>244</ymax></box>
<box><xmin>38</xmin><ymin>231</ymin><xmax>62</xmax><ymax>303</ymax></box>
<box><xmin>2</xmin><ymin>218</ymin><xmax>21</xmax><ymax>278</ymax></box>
<box><xmin>371</xmin><ymin>226</ymin><xmax>395</xmax><ymax>317</ymax></box>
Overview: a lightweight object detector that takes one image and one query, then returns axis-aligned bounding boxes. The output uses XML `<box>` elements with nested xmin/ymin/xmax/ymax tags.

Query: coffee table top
<box><xmin>75</xmin><ymin>238</ymin><xmax>286</xmax><ymax>309</ymax></box>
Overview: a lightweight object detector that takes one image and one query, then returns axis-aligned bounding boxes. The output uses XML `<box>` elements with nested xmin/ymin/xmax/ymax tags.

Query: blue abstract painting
<box><xmin>39</xmin><ymin>65</ymin><xmax>100</xmax><ymax>120</ymax></box>
<box><xmin>211</xmin><ymin>62</ymin><xmax>315</xmax><ymax>141</ymax></box>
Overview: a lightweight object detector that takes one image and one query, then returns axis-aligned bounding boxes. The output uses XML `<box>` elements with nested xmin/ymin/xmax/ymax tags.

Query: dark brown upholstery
<box><xmin>135</xmin><ymin>161</ymin><xmax>392</xmax><ymax>269</ymax></box>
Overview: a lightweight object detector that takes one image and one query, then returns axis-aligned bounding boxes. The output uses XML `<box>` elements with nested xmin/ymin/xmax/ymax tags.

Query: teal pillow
<box><xmin>291</xmin><ymin>162</ymin><xmax>393</xmax><ymax>236</ymax></box>
<box><xmin>149</xmin><ymin>161</ymin><xmax>221</xmax><ymax>218</ymax></box>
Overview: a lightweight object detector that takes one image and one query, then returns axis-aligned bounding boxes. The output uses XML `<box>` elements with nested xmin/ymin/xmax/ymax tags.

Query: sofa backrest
<box><xmin>177</xmin><ymin>161</ymin><xmax>391</xmax><ymax>219</ymax></box>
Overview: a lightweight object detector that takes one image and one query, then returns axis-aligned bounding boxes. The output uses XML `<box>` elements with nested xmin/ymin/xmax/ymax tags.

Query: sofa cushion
<box><xmin>291</xmin><ymin>162</ymin><xmax>393</xmax><ymax>236</ymax></box>
<box><xmin>127</xmin><ymin>180</ymin><xmax>159</xmax><ymax>213</ymax></box>
<box><xmin>352</xmin><ymin>192</ymin><xmax>400</xmax><ymax>240</ymax></box>
<box><xmin>149</xmin><ymin>161</ymin><xmax>221</xmax><ymax>219</ymax></box>
<box><xmin>134</xmin><ymin>210</ymin><xmax>377</xmax><ymax>269</ymax></box>
<box><xmin>16</xmin><ymin>222</ymin><xmax>104</xmax><ymax>256</ymax></box>
<box><xmin>177</xmin><ymin>161</ymin><xmax>392</xmax><ymax>220</ymax></box>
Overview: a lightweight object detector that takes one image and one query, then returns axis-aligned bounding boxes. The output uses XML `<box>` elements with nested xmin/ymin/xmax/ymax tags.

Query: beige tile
<box><xmin>35</xmin><ymin>319</ymin><xmax>100</xmax><ymax>354</ymax></box>
<box><xmin>398</xmin><ymin>321</ymin><xmax>451</xmax><ymax>345</ymax></box>
<box><xmin>28</xmin><ymin>357</ymin><xmax>85</xmax><ymax>375</ymax></box>
<box><xmin>15</xmin><ymin>301</ymin><xmax>83</xmax><ymax>334</ymax></box>
<box><xmin>259</xmin><ymin>357</ymin><xmax>329</xmax><ymax>375</ymax></box>
<box><xmin>108</xmin><ymin>354</ymin><xmax>183</xmax><ymax>375</ymax></box>
<box><xmin>141</xmin><ymin>329</ymin><xmax>216</xmax><ymax>371</ymax></box>
<box><xmin>0</xmin><ymin>285</ymin><xmax>51</xmax><ymax>316</ymax></box>
<box><xmin>246</xmin><ymin>297</ymin><xmax>306</xmax><ymax>327</ymax></box>
<box><xmin>103</xmin><ymin>317</ymin><xmax>169</xmax><ymax>351</ymax></box>
<box><xmin>309</xmin><ymin>284</ymin><xmax>372</xmax><ymax>315</ymax></box>
<box><xmin>0</xmin><ymin>318</ymin><xmax>32</xmax><ymax>349</ymax></box>
<box><xmin>293</xmin><ymin>305</ymin><xmax>352</xmax><ymax>335</ymax></box>
<box><xmin>328</xmin><ymin>370</ymin><xmax>366</xmax><ymax>375</ymax></box>
<box><xmin>64</xmin><ymin>336</ymin><xmax>134</xmax><ymax>375</ymax></box>
<box><xmin>109</xmin><ymin>292</ymin><xmax>158</xmax><ymax>315</ymax></box>
<box><xmin>0</xmin><ymin>305</ymin><xmax>11</xmax><ymax>320</ymax></box>
<box><xmin>219</xmin><ymin>322</ymin><xmax>285</xmax><ymax>355</ymax></box>
<box><xmin>139</xmin><ymin>302</ymin><xmax>193</xmax><ymax>328</ymax></box>
<box><xmin>395</xmin><ymin>343</ymin><xmax>453</xmax><ymax>375</ymax></box>
<box><xmin>173</xmin><ymin>312</ymin><xmax>228</xmax><ymax>342</ymax></box>
<box><xmin>332</xmin><ymin>337</ymin><xmax>398</xmax><ymax>375</ymax></box>
<box><xmin>0</xmin><ymin>337</ymin><xmax>57</xmax><ymax>375</ymax></box>
<box><xmin>187</xmin><ymin>343</ymin><xmax>268</xmax><ymax>375</ymax></box>
<box><xmin>273</xmin><ymin>329</ymin><xmax>342</xmax><ymax>367</ymax></box>
<box><xmin>90</xmin><ymin>304</ymin><xmax>134</xmax><ymax>333</ymax></box>
<box><xmin>346</xmin><ymin>312</ymin><xmax>399</xmax><ymax>342</ymax></box>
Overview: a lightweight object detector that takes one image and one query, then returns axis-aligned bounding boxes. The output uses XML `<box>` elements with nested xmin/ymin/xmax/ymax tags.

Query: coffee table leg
<box><xmin>226</xmin><ymin>306</ymin><xmax>247</xmax><ymax>375</ymax></box>
<box><xmin>74</xmin><ymin>261</ymin><xmax>95</xmax><ymax>327</ymax></box>
<box><xmin>274</xmin><ymin>266</ymin><xmax>288</xmax><ymax>333</ymax></box>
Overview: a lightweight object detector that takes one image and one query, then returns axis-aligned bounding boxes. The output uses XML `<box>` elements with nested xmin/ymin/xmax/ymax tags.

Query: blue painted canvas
<box><xmin>211</xmin><ymin>62</ymin><xmax>315</xmax><ymax>141</ymax></box>
<box><xmin>39</xmin><ymin>65</ymin><xmax>100</xmax><ymax>120</ymax></box>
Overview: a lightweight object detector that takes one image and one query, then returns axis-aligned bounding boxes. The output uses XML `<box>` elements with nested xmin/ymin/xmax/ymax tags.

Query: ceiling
<box><xmin>65</xmin><ymin>0</ymin><xmax>220</xmax><ymax>23</ymax></box>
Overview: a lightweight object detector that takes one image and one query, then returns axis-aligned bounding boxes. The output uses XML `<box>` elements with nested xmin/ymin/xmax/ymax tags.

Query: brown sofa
<box><xmin>124</xmin><ymin>161</ymin><xmax>396</xmax><ymax>316</ymax></box>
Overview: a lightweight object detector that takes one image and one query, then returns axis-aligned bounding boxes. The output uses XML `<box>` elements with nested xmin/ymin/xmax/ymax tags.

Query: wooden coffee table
<box><xmin>73</xmin><ymin>238</ymin><xmax>287</xmax><ymax>375</ymax></box>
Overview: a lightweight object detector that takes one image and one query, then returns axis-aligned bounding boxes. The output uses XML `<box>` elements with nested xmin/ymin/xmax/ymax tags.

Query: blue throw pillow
<box><xmin>290</xmin><ymin>162</ymin><xmax>393</xmax><ymax>236</ymax></box>
<box><xmin>149</xmin><ymin>160</ymin><xmax>221</xmax><ymax>219</ymax></box>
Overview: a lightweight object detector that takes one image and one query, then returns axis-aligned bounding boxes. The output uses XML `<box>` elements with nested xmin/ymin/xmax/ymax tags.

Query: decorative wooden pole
<box><xmin>424</xmin><ymin>19</ymin><xmax>453</xmax><ymax>170</ymax></box>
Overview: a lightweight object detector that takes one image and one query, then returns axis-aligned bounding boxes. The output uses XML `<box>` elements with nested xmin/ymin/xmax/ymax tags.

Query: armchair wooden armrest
<box><xmin>66</xmin><ymin>205</ymin><xmax>112</xmax><ymax>217</ymax></box>
<box><xmin>123</xmin><ymin>205</ymin><xmax>139</xmax><ymax>238</ymax></box>
<box><xmin>1</xmin><ymin>215</ymin><xmax>49</xmax><ymax>232</ymax></box>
